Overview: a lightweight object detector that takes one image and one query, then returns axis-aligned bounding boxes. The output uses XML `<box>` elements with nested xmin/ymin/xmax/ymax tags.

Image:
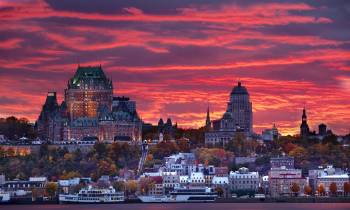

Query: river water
<box><xmin>1</xmin><ymin>203</ymin><xmax>350</xmax><ymax>210</ymax></box>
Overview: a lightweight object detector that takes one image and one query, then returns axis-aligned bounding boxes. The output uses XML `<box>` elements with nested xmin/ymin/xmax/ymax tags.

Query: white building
<box><xmin>313</xmin><ymin>165</ymin><xmax>349</xmax><ymax>195</ymax></box>
<box><xmin>229</xmin><ymin>167</ymin><xmax>259</xmax><ymax>192</ymax></box>
<box><xmin>212</xmin><ymin>176</ymin><xmax>229</xmax><ymax>186</ymax></box>
<box><xmin>164</xmin><ymin>153</ymin><xmax>195</xmax><ymax>175</ymax></box>
<box><xmin>179</xmin><ymin>175</ymin><xmax>189</xmax><ymax>186</ymax></box>
<box><xmin>189</xmin><ymin>172</ymin><xmax>206</xmax><ymax>186</ymax></box>
<box><xmin>162</xmin><ymin>172</ymin><xmax>180</xmax><ymax>191</ymax></box>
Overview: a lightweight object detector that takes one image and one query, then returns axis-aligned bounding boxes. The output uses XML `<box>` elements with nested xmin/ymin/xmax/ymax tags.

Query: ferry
<box><xmin>59</xmin><ymin>186</ymin><xmax>124</xmax><ymax>204</ymax></box>
<box><xmin>0</xmin><ymin>191</ymin><xmax>10</xmax><ymax>203</ymax></box>
<box><xmin>138</xmin><ymin>187</ymin><xmax>217</xmax><ymax>203</ymax></box>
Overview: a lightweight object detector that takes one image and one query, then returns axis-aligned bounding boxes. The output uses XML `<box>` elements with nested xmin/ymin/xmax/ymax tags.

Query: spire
<box><xmin>302</xmin><ymin>107</ymin><xmax>307</xmax><ymax>122</ymax></box>
<box><xmin>300</xmin><ymin>107</ymin><xmax>310</xmax><ymax>140</ymax></box>
<box><xmin>205</xmin><ymin>106</ymin><xmax>211</xmax><ymax>129</ymax></box>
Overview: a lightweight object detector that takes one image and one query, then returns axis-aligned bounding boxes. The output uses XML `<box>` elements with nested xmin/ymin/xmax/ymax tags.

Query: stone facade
<box><xmin>229</xmin><ymin>167</ymin><xmax>259</xmax><ymax>192</ymax></box>
<box><xmin>36</xmin><ymin>66</ymin><xmax>142</xmax><ymax>142</ymax></box>
<box><xmin>205</xmin><ymin>82</ymin><xmax>253</xmax><ymax>147</ymax></box>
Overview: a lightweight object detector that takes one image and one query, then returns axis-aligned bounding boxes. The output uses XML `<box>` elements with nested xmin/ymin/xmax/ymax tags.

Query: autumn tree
<box><xmin>112</xmin><ymin>181</ymin><xmax>125</xmax><ymax>192</ymax></box>
<box><xmin>125</xmin><ymin>180</ymin><xmax>138</xmax><ymax>197</ymax></box>
<box><xmin>329</xmin><ymin>182</ymin><xmax>337</xmax><ymax>196</ymax></box>
<box><xmin>139</xmin><ymin>177</ymin><xmax>155</xmax><ymax>195</ymax></box>
<box><xmin>291</xmin><ymin>182</ymin><xmax>300</xmax><ymax>197</ymax></box>
<box><xmin>45</xmin><ymin>182</ymin><xmax>58</xmax><ymax>199</ymax></box>
<box><xmin>59</xmin><ymin>171</ymin><xmax>81</xmax><ymax>180</ymax></box>
<box><xmin>215</xmin><ymin>187</ymin><xmax>224</xmax><ymax>197</ymax></box>
<box><xmin>344</xmin><ymin>182</ymin><xmax>350</xmax><ymax>196</ymax></box>
<box><xmin>318</xmin><ymin>184</ymin><xmax>325</xmax><ymax>196</ymax></box>
<box><xmin>304</xmin><ymin>185</ymin><xmax>312</xmax><ymax>196</ymax></box>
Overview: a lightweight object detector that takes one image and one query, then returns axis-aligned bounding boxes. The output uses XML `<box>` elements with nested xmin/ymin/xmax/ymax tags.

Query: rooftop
<box><xmin>231</xmin><ymin>81</ymin><xmax>249</xmax><ymax>95</ymax></box>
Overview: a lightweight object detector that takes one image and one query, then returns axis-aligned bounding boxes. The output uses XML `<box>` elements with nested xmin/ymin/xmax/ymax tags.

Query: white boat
<box><xmin>59</xmin><ymin>186</ymin><xmax>124</xmax><ymax>204</ymax></box>
<box><xmin>138</xmin><ymin>195</ymin><xmax>171</xmax><ymax>203</ymax></box>
<box><xmin>138</xmin><ymin>187</ymin><xmax>217</xmax><ymax>203</ymax></box>
<box><xmin>0</xmin><ymin>191</ymin><xmax>10</xmax><ymax>203</ymax></box>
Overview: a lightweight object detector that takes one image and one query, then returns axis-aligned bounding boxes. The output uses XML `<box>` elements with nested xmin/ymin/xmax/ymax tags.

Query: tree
<box><xmin>94</xmin><ymin>142</ymin><xmax>108</xmax><ymax>159</ymax></box>
<box><xmin>291</xmin><ymin>182</ymin><xmax>300</xmax><ymax>197</ymax></box>
<box><xmin>60</xmin><ymin>171</ymin><xmax>81</xmax><ymax>180</ymax></box>
<box><xmin>138</xmin><ymin>177</ymin><xmax>155</xmax><ymax>195</ymax></box>
<box><xmin>112</xmin><ymin>181</ymin><xmax>125</xmax><ymax>192</ymax></box>
<box><xmin>125</xmin><ymin>180</ymin><xmax>138</xmax><ymax>197</ymax></box>
<box><xmin>318</xmin><ymin>184</ymin><xmax>325</xmax><ymax>196</ymax></box>
<box><xmin>45</xmin><ymin>182</ymin><xmax>58</xmax><ymax>199</ymax></box>
<box><xmin>329</xmin><ymin>182</ymin><xmax>337</xmax><ymax>196</ymax></box>
<box><xmin>215</xmin><ymin>187</ymin><xmax>224</xmax><ymax>197</ymax></box>
<box><xmin>344</xmin><ymin>182</ymin><xmax>350</xmax><ymax>196</ymax></box>
<box><xmin>304</xmin><ymin>185</ymin><xmax>312</xmax><ymax>196</ymax></box>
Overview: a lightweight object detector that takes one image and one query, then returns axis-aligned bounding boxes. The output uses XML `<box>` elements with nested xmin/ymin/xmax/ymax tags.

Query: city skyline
<box><xmin>0</xmin><ymin>0</ymin><xmax>350</xmax><ymax>135</ymax></box>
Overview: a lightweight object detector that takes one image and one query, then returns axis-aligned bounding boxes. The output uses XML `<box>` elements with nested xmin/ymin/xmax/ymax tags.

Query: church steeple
<box><xmin>300</xmin><ymin>107</ymin><xmax>310</xmax><ymax>140</ymax></box>
<box><xmin>205</xmin><ymin>106</ymin><xmax>211</xmax><ymax>130</ymax></box>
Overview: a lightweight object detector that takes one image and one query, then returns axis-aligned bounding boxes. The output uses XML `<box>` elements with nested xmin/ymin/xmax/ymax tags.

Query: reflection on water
<box><xmin>2</xmin><ymin>203</ymin><xmax>350</xmax><ymax>210</ymax></box>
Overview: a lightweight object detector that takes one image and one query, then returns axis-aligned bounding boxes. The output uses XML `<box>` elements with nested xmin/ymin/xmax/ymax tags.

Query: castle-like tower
<box><xmin>65</xmin><ymin>66</ymin><xmax>113</xmax><ymax>120</ymax></box>
<box><xmin>36</xmin><ymin>65</ymin><xmax>142</xmax><ymax>142</ymax></box>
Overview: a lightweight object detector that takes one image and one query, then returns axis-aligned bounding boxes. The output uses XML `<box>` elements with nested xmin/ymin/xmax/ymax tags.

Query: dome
<box><xmin>231</xmin><ymin>82</ymin><xmax>248</xmax><ymax>95</ymax></box>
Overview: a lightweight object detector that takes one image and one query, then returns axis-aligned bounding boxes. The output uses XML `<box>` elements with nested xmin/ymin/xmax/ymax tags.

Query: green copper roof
<box><xmin>68</xmin><ymin>65</ymin><xmax>112</xmax><ymax>89</ymax></box>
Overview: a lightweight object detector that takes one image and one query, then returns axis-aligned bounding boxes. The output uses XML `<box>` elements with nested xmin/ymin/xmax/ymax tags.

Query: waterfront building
<box><xmin>148</xmin><ymin>176</ymin><xmax>164</xmax><ymax>196</ymax></box>
<box><xmin>205</xmin><ymin>82</ymin><xmax>253</xmax><ymax>147</ymax></box>
<box><xmin>2</xmin><ymin>177</ymin><xmax>48</xmax><ymax>196</ymax></box>
<box><xmin>212</xmin><ymin>176</ymin><xmax>229</xmax><ymax>197</ymax></box>
<box><xmin>268</xmin><ymin>167</ymin><xmax>306</xmax><ymax>197</ymax></box>
<box><xmin>189</xmin><ymin>172</ymin><xmax>206</xmax><ymax>186</ymax></box>
<box><xmin>309</xmin><ymin>165</ymin><xmax>349</xmax><ymax>195</ymax></box>
<box><xmin>179</xmin><ymin>175</ymin><xmax>189</xmax><ymax>186</ymax></box>
<box><xmin>229</xmin><ymin>167</ymin><xmax>259</xmax><ymax>192</ymax></box>
<box><xmin>36</xmin><ymin>66</ymin><xmax>142</xmax><ymax>142</ymax></box>
<box><xmin>162</xmin><ymin>172</ymin><xmax>180</xmax><ymax>193</ymax></box>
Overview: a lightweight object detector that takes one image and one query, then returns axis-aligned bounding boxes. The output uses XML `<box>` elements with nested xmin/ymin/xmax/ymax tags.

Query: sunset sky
<box><xmin>0</xmin><ymin>0</ymin><xmax>349</xmax><ymax>135</ymax></box>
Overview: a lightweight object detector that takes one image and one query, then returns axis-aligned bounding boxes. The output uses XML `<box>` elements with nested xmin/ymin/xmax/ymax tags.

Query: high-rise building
<box><xmin>225</xmin><ymin>82</ymin><xmax>253</xmax><ymax>133</ymax></box>
<box><xmin>36</xmin><ymin>66</ymin><xmax>142</xmax><ymax>142</ymax></box>
<box><xmin>205</xmin><ymin>82</ymin><xmax>253</xmax><ymax>147</ymax></box>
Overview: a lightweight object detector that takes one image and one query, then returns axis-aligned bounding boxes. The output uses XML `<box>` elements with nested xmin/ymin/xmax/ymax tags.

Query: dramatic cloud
<box><xmin>0</xmin><ymin>0</ymin><xmax>349</xmax><ymax>135</ymax></box>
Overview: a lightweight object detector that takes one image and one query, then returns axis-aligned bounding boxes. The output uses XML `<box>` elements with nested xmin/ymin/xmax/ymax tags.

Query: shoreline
<box><xmin>2</xmin><ymin>197</ymin><xmax>350</xmax><ymax>205</ymax></box>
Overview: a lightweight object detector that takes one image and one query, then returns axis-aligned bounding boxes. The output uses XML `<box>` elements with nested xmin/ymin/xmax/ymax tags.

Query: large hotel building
<box><xmin>36</xmin><ymin>66</ymin><xmax>142</xmax><ymax>142</ymax></box>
